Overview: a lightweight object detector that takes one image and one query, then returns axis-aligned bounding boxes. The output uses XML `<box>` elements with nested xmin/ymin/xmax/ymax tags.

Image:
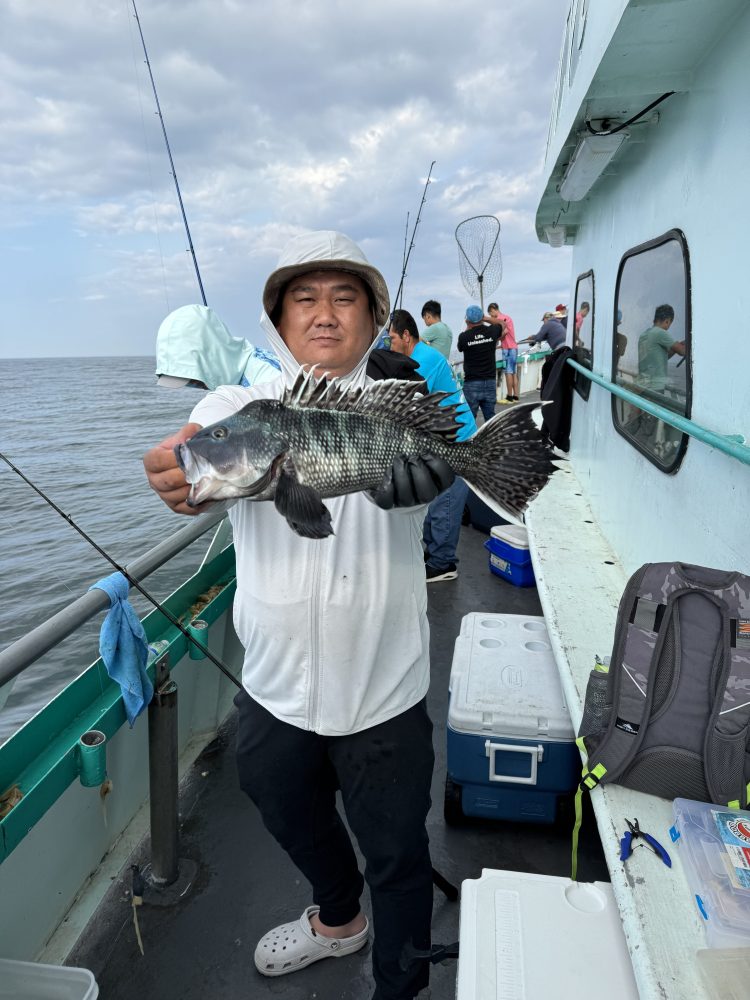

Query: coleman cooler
<box><xmin>484</xmin><ymin>523</ymin><xmax>535</xmax><ymax>587</ymax></box>
<box><xmin>456</xmin><ymin>869</ymin><xmax>638</xmax><ymax>999</ymax></box>
<box><xmin>445</xmin><ymin>613</ymin><xmax>579</xmax><ymax>824</ymax></box>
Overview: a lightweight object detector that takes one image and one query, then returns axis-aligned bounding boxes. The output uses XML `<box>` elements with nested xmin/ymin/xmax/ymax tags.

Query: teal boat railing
<box><xmin>567</xmin><ymin>358</ymin><xmax>750</xmax><ymax>466</ymax></box>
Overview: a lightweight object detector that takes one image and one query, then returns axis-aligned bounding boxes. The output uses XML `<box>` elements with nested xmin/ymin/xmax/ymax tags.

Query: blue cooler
<box><xmin>484</xmin><ymin>524</ymin><xmax>535</xmax><ymax>587</ymax></box>
<box><xmin>445</xmin><ymin>613</ymin><xmax>579</xmax><ymax>825</ymax></box>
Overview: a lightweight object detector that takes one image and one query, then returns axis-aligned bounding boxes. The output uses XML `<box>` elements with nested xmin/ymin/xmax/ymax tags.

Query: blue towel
<box><xmin>89</xmin><ymin>572</ymin><xmax>153</xmax><ymax>727</ymax></box>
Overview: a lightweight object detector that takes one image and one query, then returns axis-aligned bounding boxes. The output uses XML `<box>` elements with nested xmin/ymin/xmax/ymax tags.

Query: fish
<box><xmin>175</xmin><ymin>368</ymin><xmax>558</xmax><ymax>539</ymax></box>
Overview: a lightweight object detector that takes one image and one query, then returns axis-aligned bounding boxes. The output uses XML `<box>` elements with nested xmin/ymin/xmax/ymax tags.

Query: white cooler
<box><xmin>456</xmin><ymin>869</ymin><xmax>638</xmax><ymax>1000</ymax></box>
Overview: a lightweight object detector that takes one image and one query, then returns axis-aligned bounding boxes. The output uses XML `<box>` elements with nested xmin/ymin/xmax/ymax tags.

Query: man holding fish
<box><xmin>144</xmin><ymin>231</ymin><xmax>555</xmax><ymax>999</ymax></box>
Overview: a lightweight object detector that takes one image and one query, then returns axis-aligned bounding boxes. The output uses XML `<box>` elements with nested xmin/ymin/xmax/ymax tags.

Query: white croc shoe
<box><xmin>254</xmin><ymin>905</ymin><xmax>369</xmax><ymax>977</ymax></box>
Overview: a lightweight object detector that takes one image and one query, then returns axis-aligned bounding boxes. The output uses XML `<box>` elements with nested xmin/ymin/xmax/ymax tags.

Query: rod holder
<box><xmin>78</xmin><ymin>730</ymin><xmax>107</xmax><ymax>787</ymax></box>
<box><xmin>148</xmin><ymin>678</ymin><xmax>179</xmax><ymax>886</ymax></box>
<box><xmin>187</xmin><ymin>618</ymin><xmax>209</xmax><ymax>660</ymax></box>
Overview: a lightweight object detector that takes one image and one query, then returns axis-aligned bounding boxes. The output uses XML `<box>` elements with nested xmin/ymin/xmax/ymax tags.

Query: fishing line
<box><xmin>124</xmin><ymin>0</ymin><xmax>172</xmax><ymax>314</ymax></box>
<box><xmin>130</xmin><ymin>0</ymin><xmax>208</xmax><ymax>306</ymax></box>
<box><xmin>0</xmin><ymin>449</ymin><xmax>242</xmax><ymax>691</ymax></box>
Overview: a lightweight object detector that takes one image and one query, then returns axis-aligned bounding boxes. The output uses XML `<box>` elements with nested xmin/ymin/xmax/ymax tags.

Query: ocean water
<box><xmin>0</xmin><ymin>356</ymin><xmax>216</xmax><ymax>742</ymax></box>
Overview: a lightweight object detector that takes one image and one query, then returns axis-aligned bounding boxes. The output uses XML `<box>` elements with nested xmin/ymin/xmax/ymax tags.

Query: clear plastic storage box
<box><xmin>670</xmin><ymin>797</ymin><xmax>750</xmax><ymax>948</ymax></box>
<box><xmin>0</xmin><ymin>959</ymin><xmax>98</xmax><ymax>999</ymax></box>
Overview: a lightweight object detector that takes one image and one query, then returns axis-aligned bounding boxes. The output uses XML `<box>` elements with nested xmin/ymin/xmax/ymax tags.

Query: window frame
<box><xmin>610</xmin><ymin>228</ymin><xmax>692</xmax><ymax>474</ymax></box>
<box><xmin>573</xmin><ymin>269</ymin><xmax>595</xmax><ymax>401</ymax></box>
<box><xmin>569</xmin><ymin>0</ymin><xmax>589</xmax><ymax>86</ymax></box>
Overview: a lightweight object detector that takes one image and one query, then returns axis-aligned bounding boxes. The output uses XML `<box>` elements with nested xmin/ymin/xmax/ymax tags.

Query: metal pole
<box><xmin>147</xmin><ymin>662</ymin><xmax>179</xmax><ymax>886</ymax></box>
<box><xmin>0</xmin><ymin>510</ymin><xmax>226</xmax><ymax>687</ymax></box>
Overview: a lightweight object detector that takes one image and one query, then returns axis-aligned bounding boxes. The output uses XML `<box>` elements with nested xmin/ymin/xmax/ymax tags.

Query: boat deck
<box><xmin>68</xmin><ymin>526</ymin><xmax>608</xmax><ymax>999</ymax></box>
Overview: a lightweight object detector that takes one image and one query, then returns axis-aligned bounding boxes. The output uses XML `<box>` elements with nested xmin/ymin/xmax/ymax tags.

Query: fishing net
<box><xmin>455</xmin><ymin>215</ymin><xmax>502</xmax><ymax>309</ymax></box>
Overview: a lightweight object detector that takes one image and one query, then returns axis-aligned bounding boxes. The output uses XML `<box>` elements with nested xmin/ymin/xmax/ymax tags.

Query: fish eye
<box><xmin>211</xmin><ymin>426</ymin><xmax>228</xmax><ymax>439</ymax></box>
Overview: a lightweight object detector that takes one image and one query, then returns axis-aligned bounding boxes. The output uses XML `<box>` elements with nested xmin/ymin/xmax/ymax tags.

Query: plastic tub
<box><xmin>670</xmin><ymin>798</ymin><xmax>750</xmax><ymax>948</ymax></box>
<box><xmin>0</xmin><ymin>959</ymin><xmax>98</xmax><ymax>1000</ymax></box>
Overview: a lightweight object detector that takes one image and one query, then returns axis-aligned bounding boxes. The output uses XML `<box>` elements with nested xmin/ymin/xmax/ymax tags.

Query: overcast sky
<box><xmin>1</xmin><ymin>0</ymin><xmax>572</xmax><ymax>360</ymax></box>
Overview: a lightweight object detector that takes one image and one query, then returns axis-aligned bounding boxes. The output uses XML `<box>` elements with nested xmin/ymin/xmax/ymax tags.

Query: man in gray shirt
<box><xmin>522</xmin><ymin>310</ymin><xmax>567</xmax><ymax>353</ymax></box>
<box><xmin>420</xmin><ymin>300</ymin><xmax>453</xmax><ymax>359</ymax></box>
<box><xmin>520</xmin><ymin>310</ymin><xmax>568</xmax><ymax>392</ymax></box>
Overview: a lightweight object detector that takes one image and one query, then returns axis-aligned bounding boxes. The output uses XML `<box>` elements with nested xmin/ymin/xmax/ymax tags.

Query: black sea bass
<box><xmin>175</xmin><ymin>369</ymin><xmax>557</xmax><ymax>538</ymax></box>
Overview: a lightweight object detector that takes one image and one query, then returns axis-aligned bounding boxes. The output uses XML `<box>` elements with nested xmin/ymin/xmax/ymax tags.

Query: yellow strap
<box><xmin>746</xmin><ymin>783</ymin><xmax>750</xmax><ymax>807</ymax></box>
<box><xmin>728</xmin><ymin>799</ymin><xmax>740</xmax><ymax>810</ymax></box>
<box><xmin>571</xmin><ymin>784</ymin><xmax>584</xmax><ymax>882</ymax></box>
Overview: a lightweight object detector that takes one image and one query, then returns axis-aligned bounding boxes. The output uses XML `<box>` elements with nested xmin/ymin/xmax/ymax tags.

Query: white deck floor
<box><xmin>526</xmin><ymin>465</ymin><xmax>709</xmax><ymax>1000</ymax></box>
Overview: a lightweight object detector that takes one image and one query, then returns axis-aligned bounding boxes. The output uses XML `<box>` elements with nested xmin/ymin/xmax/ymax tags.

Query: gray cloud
<box><xmin>1</xmin><ymin>0</ymin><xmax>572</xmax><ymax>356</ymax></box>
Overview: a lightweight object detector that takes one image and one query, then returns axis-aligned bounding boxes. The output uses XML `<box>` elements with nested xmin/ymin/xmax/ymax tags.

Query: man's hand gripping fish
<box><xmin>175</xmin><ymin>369</ymin><xmax>558</xmax><ymax>538</ymax></box>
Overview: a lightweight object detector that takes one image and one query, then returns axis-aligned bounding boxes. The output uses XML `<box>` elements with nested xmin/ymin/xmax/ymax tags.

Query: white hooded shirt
<box><xmin>189</xmin><ymin>310</ymin><xmax>430</xmax><ymax>736</ymax></box>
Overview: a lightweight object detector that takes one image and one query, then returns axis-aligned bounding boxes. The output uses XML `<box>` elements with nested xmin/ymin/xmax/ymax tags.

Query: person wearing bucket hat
<box><xmin>143</xmin><ymin>230</ymin><xmax>450</xmax><ymax>1000</ymax></box>
<box><xmin>456</xmin><ymin>304</ymin><xmax>502</xmax><ymax>421</ymax></box>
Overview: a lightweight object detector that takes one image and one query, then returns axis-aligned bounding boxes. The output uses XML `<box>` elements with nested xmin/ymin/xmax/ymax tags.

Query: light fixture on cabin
<box><xmin>558</xmin><ymin>132</ymin><xmax>628</xmax><ymax>202</ymax></box>
<box><xmin>544</xmin><ymin>225</ymin><xmax>566</xmax><ymax>248</ymax></box>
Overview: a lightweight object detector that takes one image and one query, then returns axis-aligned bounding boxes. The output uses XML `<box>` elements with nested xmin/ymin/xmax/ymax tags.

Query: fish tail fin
<box><xmin>462</xmin><ymin>402</ymin><xmax>559</xmax><ymax>523</ymax></box>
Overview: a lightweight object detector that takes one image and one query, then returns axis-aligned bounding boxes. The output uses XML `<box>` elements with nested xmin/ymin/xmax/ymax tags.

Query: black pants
<box><xmin>235</xmin><ymin>691</ymin><xmax>435</xmax><ymax>1000</ymax></box>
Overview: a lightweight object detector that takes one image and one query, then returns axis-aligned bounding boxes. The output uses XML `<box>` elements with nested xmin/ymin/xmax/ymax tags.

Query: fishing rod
<box><xmin>130</xmin><ymin>0</ymin><xmax>208</xmax><ymax>306</ymax></box>
<box><xmin>401</xmin><ymin>211</ymin><xmax>410</xmax><ymax>279</ymax></box>
<box><xmin>0</xmin><ymin>449</ymin><xmax>242</xmax><ymax>691</ymax></box>
<box><xmin>391</xmin><ymin>160</ymin><xmax>436</xmax><ymax>313</ymax></box>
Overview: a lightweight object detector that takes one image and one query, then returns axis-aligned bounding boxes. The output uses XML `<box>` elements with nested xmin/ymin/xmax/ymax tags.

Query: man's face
<box><xmin>388</xmin><ymin>325</ymin><xmax>409</xmax><ymax>356</ymax></box>
<box><xmin>277</xmin><ymin>270</ymin><xmax>374</xmax><ymax>377</ymax></box>
<box><xmin>422</xmin><ymin>312</ymin><xmax>436</xmax><ymax>326</ymax></box>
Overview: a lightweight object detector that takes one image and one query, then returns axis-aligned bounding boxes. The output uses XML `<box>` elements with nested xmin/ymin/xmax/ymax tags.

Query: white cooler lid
<box><xmin>449</xmin><ymin>613</ymin><xmax>574</xmax><ymax>740</ymax></box>
<box><xmin>456</xmin><ymin>869</ymin><xmax>638</xmax><ymax>1000</ymax></box>
<box><xmin>490</xmin><ymin>523</ymin><xmax>529</xmax><ymax>548</ymax></box>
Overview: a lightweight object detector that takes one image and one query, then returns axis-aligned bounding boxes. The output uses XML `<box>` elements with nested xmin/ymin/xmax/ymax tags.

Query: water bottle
<box><xmin>147</xmin><ymin>639</ymin><xmax>170</xmax><ymax>664</ymax></box>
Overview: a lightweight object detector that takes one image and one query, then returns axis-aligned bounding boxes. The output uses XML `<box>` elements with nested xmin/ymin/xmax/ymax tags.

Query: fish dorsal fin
<box><xmin>281</xmin><ymin>368</ymin><xmax>461</xmax><ymax>442</ymax></box>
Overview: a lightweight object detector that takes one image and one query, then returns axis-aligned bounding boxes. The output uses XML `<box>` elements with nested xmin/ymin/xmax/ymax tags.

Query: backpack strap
<box><xmin>570</xmin><ymin>737</ymin><xmax>607</xmax><ymax>881</ymax></box>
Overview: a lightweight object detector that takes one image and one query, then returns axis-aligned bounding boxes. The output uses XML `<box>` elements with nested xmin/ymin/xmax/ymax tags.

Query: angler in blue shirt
<box><xmin>387</xmin><ymin>309</ymin><xmax>477</xmax><ymax>582</ymax></box>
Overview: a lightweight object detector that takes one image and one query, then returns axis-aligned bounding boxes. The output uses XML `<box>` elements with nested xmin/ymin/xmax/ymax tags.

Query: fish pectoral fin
<box><xmin>274</xmin><ymin>461</ymin><xmax>333</xmax><ymax>539</ymax></box>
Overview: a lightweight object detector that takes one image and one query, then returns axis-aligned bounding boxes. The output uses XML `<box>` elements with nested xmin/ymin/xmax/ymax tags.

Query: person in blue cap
<box><xmin>456</xmin><ymin>304</ymin><xmax>502</xmax><ymax>422</ymax></box>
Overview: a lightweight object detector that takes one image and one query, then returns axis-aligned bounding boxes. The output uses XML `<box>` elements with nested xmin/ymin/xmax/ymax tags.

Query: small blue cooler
<box><xmin>445</xmin><ymin>613</ymin><xmax>579</xmax><ymax>825</ymax></box>
<box><xmin>484</xmin><ymin>524</ymin><xmax>535</xmax><ymax>587</ymax></box>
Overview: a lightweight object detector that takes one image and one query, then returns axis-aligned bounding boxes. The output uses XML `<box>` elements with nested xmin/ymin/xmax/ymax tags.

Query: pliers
<box><xmin>619</xmin><ymin>818</ymin><xmax>672</xmax><ymax>868</ymax></box>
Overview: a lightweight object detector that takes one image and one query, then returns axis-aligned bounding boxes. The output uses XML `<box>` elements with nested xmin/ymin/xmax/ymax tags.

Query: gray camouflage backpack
<box><xmin>578</xmin><ymin>562</ymin><xmax>750</xmax><ymax>810</ymax></box>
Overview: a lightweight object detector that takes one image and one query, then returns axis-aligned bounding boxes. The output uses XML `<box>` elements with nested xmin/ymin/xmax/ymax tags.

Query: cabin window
<box><xmin>572</xmin><ymin>270</ymin><xmax>594</xmax><ymax>401</ymax></box>
<box><xmin>611</xmin><ymin>231</ymin><xmax>691</xmax><ymax>473</ymax></box>
<box><xmin>551</xmin><ymin>7</ymin><xmax>573</xmax><ymax>135</ymax></box>
<box><xmin>569</xmin><ymin>0</ymin><xmax>589</xmax><ymax>85</ymax></box>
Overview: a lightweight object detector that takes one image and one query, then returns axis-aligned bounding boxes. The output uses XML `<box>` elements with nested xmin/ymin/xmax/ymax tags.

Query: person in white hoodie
<box><xmin>143</xmin><ymin>232</ymin><xmax>453</xmax><ymax>1000</ymax></box>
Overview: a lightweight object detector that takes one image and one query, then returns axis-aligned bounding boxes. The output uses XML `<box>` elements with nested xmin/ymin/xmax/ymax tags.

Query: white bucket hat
<box><xmin>262</xmin><ymin>231</ymin><xmax>390</xmax><ymax>328</ymax></box>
